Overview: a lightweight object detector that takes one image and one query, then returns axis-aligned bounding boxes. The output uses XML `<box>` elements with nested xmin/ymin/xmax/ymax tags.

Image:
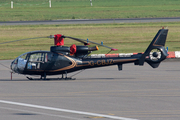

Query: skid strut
<box><xmin>61</xmin><ymin>71</ymin><xmax>74</xmax><ymax>80</ymax></box>
<box><xmin>40</xmin><ymin>72</ymin><xmax>46</xmax><ymax>80</ymax></box>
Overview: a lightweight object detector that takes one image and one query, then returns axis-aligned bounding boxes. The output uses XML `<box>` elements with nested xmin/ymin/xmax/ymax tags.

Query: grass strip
<box><xmin>0</xmin><ymin>22</ymin><xmax>180</xmax><ymax>60</ymax></box>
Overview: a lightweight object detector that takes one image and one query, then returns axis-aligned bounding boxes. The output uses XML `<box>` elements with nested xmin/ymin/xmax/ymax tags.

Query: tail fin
<box><xmin>139</xmin><ymin>28</ymin><xmax>168</xmax><ymax>68</ymax></box>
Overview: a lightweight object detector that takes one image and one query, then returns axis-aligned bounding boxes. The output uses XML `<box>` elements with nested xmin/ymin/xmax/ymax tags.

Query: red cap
<box><xmin>54</xmin><ymin>34</ymin><xmax>64</xmax><ymax>46</ymax></box>
<box><xmin>70</xmin><ymin>44</ymin><xmax>77</xmax><ymax>54</ymax></box>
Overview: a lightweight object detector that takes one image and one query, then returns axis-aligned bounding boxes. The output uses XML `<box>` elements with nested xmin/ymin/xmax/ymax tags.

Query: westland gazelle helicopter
<box><xmin>1</xmin><ymin>28</ymin><xmax>168</xmax><ymax>80</ymax></box>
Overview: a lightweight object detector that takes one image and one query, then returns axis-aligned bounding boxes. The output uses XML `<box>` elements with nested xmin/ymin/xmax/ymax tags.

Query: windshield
<box><xmin>11</xmin><ymin>53</ymin><xmax>28</xmax><ymax>73</ymax></box>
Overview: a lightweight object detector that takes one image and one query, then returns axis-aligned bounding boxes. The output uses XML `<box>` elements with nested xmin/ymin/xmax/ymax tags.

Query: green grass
<box><xmin>1</xmin><ymin>22</ymin><xmax>180</xmax><ymax>60</ymax></box>
<box><xmin>1</xmin><ymin>0</ymin><xmax>180</xmax><ymax>60</ymax></box>
<box><xmin>1</xmin><ymin>0</ymin><xmax>180</xmax><ymax>21</ymax></box>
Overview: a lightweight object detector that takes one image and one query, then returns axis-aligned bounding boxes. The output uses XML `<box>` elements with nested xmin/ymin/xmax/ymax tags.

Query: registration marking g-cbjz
<box><xmin>88</xmin><ymin>59</ymin><xmax>114</xmax><ymax>66</ymax></box>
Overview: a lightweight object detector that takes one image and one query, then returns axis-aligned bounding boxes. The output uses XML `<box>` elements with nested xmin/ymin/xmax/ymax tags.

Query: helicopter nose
<box><xmin>11</xmin><ymin>58</ymin><xmax>27</xmax><ymax>73</ymax></box>
<box><xmin>11</xmin><ymin>59</ymin><xmax>18</xmax><ymax>73</ymax></box>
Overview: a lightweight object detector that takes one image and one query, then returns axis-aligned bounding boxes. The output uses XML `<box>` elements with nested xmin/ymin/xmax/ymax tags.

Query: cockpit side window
<box><xmin>27</xmin><ymin>52</ymin><xmax>52</xmax><ymax>70</ymax></box>
<box><xmin>29</xmin><ymin>53</ymin><xmax>45</xmax><ymax>62</ymax></box>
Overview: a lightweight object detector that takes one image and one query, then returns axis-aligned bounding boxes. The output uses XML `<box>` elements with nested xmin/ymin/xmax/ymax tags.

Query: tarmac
<box><xmin>1</xmin><ymin>17</ymin><xmax>180</xmax><ymax>25</ymax></box>
<box><xmin>0</xmin><ymin>60</ymin><xmax>180</xmax><ymax>120</ymax></box>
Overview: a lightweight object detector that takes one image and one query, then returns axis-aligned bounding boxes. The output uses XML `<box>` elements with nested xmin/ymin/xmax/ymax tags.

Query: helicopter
<box><xmin>1</xmin><ymin>28</ymin><xmax>168</xmax><ymax>80</ymax></box>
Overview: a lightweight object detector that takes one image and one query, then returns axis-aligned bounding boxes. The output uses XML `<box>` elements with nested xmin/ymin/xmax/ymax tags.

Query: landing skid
<box><xmin>26</xmin><ymin>71</ymin><xmax>76</xmax><ymax>80</ymax></box>
<box><xmin>26</xmin><ymin>76</ymin><xmax>76</xmax><ymax>80</ymax></box>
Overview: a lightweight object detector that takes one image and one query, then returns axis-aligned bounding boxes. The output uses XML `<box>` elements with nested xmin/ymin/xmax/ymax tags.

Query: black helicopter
<box><xmin>2</xmin><ymin>28</ymin><xmax>168</xmax><ymax>80</ymax></box>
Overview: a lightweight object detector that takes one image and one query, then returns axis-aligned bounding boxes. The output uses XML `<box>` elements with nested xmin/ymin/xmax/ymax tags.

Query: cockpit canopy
<box><xmin>11</xmin><ymin>51</ymin><xmax>52</xmax><ymax>73</ymax></box>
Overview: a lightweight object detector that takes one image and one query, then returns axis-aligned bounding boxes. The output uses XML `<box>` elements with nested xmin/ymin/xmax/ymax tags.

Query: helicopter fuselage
<box><xmin>11</xmin><ymin>50</ymin><xmax>141</xmax><ymax>76</ymax></box>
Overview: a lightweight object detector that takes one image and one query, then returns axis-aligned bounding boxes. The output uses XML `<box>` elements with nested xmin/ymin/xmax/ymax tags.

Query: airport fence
<box><xmin>0</xmin><ymin>1</ymin><xmax>50</xmax><ymax>8</ymax></box>
<box><xmin>0</xmin><ymin>0</ymin><xmax>93</xmax><ymax>8</ymax></box>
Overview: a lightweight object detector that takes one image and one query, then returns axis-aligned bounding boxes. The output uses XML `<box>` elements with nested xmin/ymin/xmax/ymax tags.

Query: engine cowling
<box><xmin>70</xmin><ymin>45</ymin><xmax>98</xmax><ymax>57</ymax></box>
<box><xmin>50</xmin><ymin>46</ymin><xmax>70</xmax><ymax>54</ymax></box>
<box><xmin>50</xmin><ymin>45</ymin><xmax>98</xmax><ymax>58</ymax></box>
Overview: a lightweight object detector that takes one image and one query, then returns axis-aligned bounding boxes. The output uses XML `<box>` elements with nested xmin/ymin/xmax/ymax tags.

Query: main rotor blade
<box><xmin>63</xmin><ymin>35</ymin><xmax>118</xmax><ymax>51</ymax></box>
<box><xmin>85</xmin><ymin>40</ymin><xmax>118</xmax><ymax>51</ymax></box>
<box><xmin>63</xmin><ymin>36</ymin><xmax>90</xmax><ymax>45</ymax></box>
<box><xmin>0</xmin><ymin>37</ymin><xmax>46</xmax><ymax>45</ymax></box>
